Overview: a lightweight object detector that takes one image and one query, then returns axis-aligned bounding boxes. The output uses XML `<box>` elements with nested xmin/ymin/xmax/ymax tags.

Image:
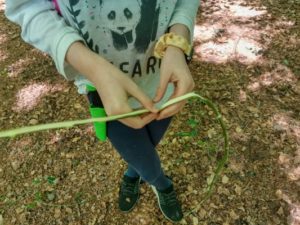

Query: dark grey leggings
<box><xmin>107</xmin><ymin>117</ymin><xmax>172</xmax><ymax>185</ymax></box>
<box><xmin>87</xmin><ymin>90</ymin><xmax>172</xmax><ymax>187</ymax></box>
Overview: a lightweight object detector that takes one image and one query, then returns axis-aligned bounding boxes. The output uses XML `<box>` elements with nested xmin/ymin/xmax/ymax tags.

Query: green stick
<box><xmin>0</xmin><ymin>92</ymin><xmax>229</xmax><ymax>205</ymax></box>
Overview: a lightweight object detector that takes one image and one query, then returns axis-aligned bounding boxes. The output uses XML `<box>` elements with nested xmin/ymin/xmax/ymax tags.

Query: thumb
<box><xmin>154</xmin><ymin>74</ymin><xmax>170</xmax><ymax>103</ymax></box>
<box><xmin>128</xmin><ymin>84</ymin><xmax>159</xmax><ymax>113</ymax></box>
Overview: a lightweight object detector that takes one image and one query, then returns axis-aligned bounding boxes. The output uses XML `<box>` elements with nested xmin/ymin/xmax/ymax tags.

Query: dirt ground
<box><xmin>0</xmin><ymin>0</ymin><xmax>299</xmax><ymax>225</ymax></box>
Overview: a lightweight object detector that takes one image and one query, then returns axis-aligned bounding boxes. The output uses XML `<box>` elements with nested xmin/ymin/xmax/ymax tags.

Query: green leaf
<box><xmin>32</xmin><ymin>178</ymin><xmax>41</xmax><ymax>186</ymax></box>
<box><xmin>75</xmin><ymin>192</ymin><xmax>85</xmax><ymax>205</ymax></box>
<box><xmin>25</xmin><ymin>202</ymin><xmax>37</xmax><ymax>210</ymax></box>
<box><xmin>188</xmin><ymin>119</ymin><xmax>198</xmax><ymax>128</ymax></box>
<box><xmin>46</xmin><ymin>191</ymin><xmax>56</xmax><ymax>201</ymax></box>
<box><xmin>34</xmin><ymin>192</ymin><xmax>42</xmax><ymax>202</ymax></box>
<box><xmin>283</xmin><ymin>59</ymin><xmax>289</xmax><ymax>66</ymax></box>
<box><xmin>47</xmin><ymin>176</ymin><xmax>57</xmax><ymax>185</ymax></box>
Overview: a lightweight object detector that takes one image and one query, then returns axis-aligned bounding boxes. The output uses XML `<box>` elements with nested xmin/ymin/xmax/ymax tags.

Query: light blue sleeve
<box><xmin>169</xmin><ymin>0</ymin><xmax>200</xmax><ymax>42</ymax></box>
<box><xmin>5</xmin><ymin>0</ymin><xmax>84</xmax><ymax>80</ymax></box>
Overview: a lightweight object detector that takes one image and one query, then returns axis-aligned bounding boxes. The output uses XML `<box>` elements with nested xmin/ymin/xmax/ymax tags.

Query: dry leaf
<box><xmin>222</xmin><ymin>175</ymin><xmax>229</xmax><ymax>184</ymax></box>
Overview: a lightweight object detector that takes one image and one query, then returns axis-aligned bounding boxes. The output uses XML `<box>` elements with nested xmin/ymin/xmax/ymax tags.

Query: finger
<box><xmin>157</xmin><ymin>101</ymin><xmax>186</xmax><ymax>120</ymax></box>
<box><xmin>168</xmin><ymin>79</ymin><xmax>188</xmax><ymax>100</ymax></box>
<box><xmin>119</xmin><ymin>117</ymin><xmax>144</xmax><ymax>129</ymax></box>
<box><xmin>117</xmin><ymin>103</ymin><xmax>157</xmax><ymax>128</ymax></box>
<box><xmin>156</xmin><ymin>78</ymin><xmax>189</xmax><ymax>120</ymax></box>
<box><xmin>154</xmin><ymin>80</ymin><xmax>169</xmax><ymax>103</ymax></box>
<box><xmin>120</xmin><ymin>113</ymin><xmax>157</xmax><ymax>129</ymax></box>
<box><xmin>141</xmin><ymin>113</ymin><xmax>158</xmax><ymax>124</ymax></box>
<box><xmin>126</xmin><ymin>83</ymin><xmax>159</xmax><ymax>113</ymax></box>
<box><xmin>140</xmin><ymin>112</ymin><xmax>158</xmax><ymax>119</ymax></box>
<box><xmin>153</xmin><ymin>68</ymin><xmax>170</xmax><ymax>103</ymax></box>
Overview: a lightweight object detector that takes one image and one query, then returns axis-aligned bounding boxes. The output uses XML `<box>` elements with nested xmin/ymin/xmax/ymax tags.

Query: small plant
<box><xmin>32</xmin><ymin>178</ymin><xmax>42</xmax><ymax>186</ymax></box>
<box><xmin>25</xmin><ymin>202</ymin><xmax>37</xmax><ymax>210</ymax></box>
<box><xmin>46</xmin><ymin>176</ymin><xmax>57</xmax><ymax>185</ymax></box>
<box><xmin>75</xmin><ymin>192</ymin><xmax>86</xmax><ymax>205</ymax></box>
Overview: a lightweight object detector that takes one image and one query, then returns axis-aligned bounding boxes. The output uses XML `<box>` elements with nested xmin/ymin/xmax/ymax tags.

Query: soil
<box><xmin>0</xmin><ymin>0</ymin><xmax>299</xmax><ymax>225</ymax></box>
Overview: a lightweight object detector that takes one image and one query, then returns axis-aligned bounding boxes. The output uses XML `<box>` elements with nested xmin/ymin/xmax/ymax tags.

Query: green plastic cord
<box><xmin>86</xmin><ymin>85</ymin><xmax>107</xmax><ymax>141</ymax></box>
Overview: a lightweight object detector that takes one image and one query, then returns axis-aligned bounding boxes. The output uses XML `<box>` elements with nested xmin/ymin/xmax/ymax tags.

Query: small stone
<box><xmin>222</xmin><ymin>175</ymin><xmax>229</xmax><ymax>184</ymax></box>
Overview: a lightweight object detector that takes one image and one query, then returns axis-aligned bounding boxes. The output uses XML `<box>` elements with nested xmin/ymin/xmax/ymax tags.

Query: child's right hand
<box><xmin>93</xmin><ymin>62</ymin><xmax>159</xmax><ymax>129</ymax></box>
<box><xmin>66</xmin><ymin>42</ymin><xmax>158</xmax><ymax>129</ymax></box>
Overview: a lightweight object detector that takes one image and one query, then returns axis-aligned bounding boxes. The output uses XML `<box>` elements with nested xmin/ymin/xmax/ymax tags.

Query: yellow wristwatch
<box><xmin>154</xmin><ymin>32</ymin><xmax>192</xmax><ymax>59</ymax></box>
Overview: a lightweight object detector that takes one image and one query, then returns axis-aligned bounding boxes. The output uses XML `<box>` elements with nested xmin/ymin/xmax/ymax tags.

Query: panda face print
<box><xmin>99</xmin><ymin>0</ymin><xmax>142</xmax><ymax>35</ymax></box>
<box><xmin>67</xmin><ymin>0</ymin><xmax>163</xmax><ymax>53</ymax></box>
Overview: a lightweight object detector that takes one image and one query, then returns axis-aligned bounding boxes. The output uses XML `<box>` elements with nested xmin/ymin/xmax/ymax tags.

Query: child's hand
<box><xmin>153</xmin><ymin>46</ymin><xmax>195</xmax><ymax>120</ymax></box>
<box><xmin>66</xmin><ymin>42</ymin><xmax>158</xmax><ymax>129</ymax></box>
<box><xmin>94</xmin><ymin>62</ymin><xmax>159</xmax><ymax>129</ymax></box>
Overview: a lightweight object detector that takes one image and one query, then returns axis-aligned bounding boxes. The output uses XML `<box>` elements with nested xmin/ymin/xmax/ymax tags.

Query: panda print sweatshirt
<box><xmin>5</xmin><ymin>0</ymin><xmax>200</xmax><ymax>108</ymax></box>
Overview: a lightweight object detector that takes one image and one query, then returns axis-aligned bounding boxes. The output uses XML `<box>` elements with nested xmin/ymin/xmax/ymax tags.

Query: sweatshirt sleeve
<box><xmin>5</xmin><ymin>0</ymin><xmax>84</xmax><ymax>80</ymax></box>
<box><xmin>169</xmin><ymin>0</ymin><xmax>200</xmax><ymax>42</ymax></box>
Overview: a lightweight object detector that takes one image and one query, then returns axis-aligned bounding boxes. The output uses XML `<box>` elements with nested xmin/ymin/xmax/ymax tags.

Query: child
<box><xmin>5</xmin><ymin>0</ymin><xmax>199</xmax><ymax>222</ymax></box>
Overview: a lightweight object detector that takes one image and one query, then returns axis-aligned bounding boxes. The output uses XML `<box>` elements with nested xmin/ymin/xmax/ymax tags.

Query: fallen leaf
<box><xmin>0</xmin><ymin>215</ymin><xmax>3</xmax><ymax>225</ymax></box>
<box><xmin>222</xmin><ymin>175</ymin><xmax>229</xmax><ymax>184</ymax></box>
<box><xmin>193</xmin><ymin>217</ymin><xmax>199</xmax><ymax>225</ymax></box>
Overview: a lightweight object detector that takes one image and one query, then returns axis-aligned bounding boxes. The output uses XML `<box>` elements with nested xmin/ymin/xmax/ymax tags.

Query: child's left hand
<box><xmin>154</xmin><ymin>45</ymin><xmax>195</xmax><ymax>120</ymax></box>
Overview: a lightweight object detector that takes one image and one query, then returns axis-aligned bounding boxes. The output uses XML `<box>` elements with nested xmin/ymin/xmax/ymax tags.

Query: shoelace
<box><xmin>160</xmin><ymin>190</ymin><xmax>178</xmax><ymax>206</ymax></box>
<box><xmin>121</xmin><ymin>182</ymin><xmax>137</xmax><ymax>195</ymax></box>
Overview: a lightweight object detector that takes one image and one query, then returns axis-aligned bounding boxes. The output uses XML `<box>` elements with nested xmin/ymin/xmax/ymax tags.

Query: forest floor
<box><xmin>0</xmin><ymin>0</ymin><xmax>299</xmax><ymax>225</ymax></box>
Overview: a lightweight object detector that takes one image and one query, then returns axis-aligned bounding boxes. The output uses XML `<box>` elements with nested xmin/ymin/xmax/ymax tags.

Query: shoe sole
<box><xmin>120</xmin><ymin>177</ymin><xmax>142</xmax><ymax>213</ymax></box>
<box><xmin>151</xmin><ymin>185</ymin><xmax>182</xmax><ymax>223</ymax></box>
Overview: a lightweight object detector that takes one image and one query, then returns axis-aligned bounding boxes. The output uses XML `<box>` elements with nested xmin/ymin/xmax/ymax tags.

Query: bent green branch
<box><xmin>0</xmin><ymin>92</ymin><xmax>229</xmax><ymax>206</ymax></box>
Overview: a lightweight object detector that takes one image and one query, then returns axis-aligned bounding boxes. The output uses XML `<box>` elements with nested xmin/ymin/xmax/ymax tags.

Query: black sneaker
<box><xmin>118</xmin><ymin>175</ymin><xmax>141</xmax><ymax>212</ymax></box>
<box><xmin>151</xmin><ymin>184</ymin><xmax>183</xmax><ymax>222</ymax></box>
